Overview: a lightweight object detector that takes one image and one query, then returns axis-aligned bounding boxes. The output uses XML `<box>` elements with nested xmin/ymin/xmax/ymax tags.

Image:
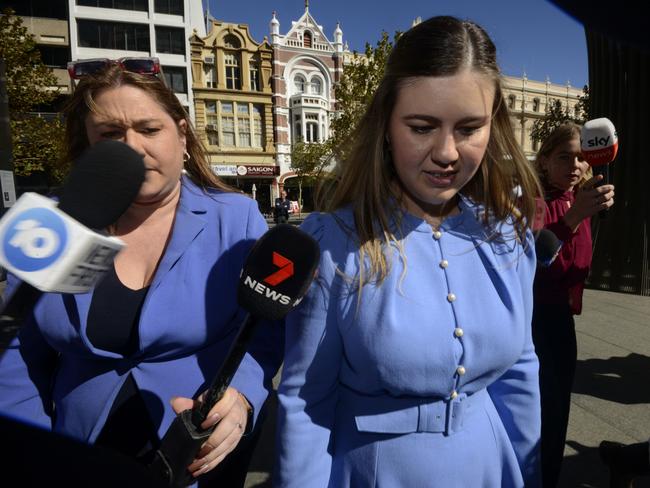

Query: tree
<box><xmin>290</xmin><ymin>140</ymin><xmax>332</xmax><ymax>213</ymax></box>
<box><xmin>0</xmin><ymin>8</ymin><xmax>66</xmax><ymax>184</ymax></box>
<box><xmin>329</xmin><ymin>31</ymin><xmax>399</xmax><ymax>161</ymax></box>
<box><xmin>531</xmin><ymin>85</ymin><xmax>590</xmax><ymax>144</ymax></box>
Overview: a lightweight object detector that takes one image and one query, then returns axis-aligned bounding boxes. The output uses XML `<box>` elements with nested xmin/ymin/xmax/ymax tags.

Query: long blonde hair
<box><xmin>61</xmin><ymin>64</ymin><xmax>233</xmax><ymax>192</ymax></box>
<box><xmin>318</xmin><ymin>16</ymin><xmax>541</xmax><ymax>290</ymax></box>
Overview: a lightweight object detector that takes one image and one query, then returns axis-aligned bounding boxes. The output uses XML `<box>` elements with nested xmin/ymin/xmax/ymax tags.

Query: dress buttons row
<box><xmin>454</xmin><ymin>327</ymin><xmax>464</xmax><ymax>338</ymax></box>
<box><xmin>447</xmin><ymin>293</ymin><xmax>456</xmax><ymax>303</ymax></box>
<box><xmin>440</xmin><ymin>259</ymin><xmax>448</xmax><ymax>269</ymax></box>
<box><xmin>456</xmin><ymin>365</ymin><xmax>466</xmax><ymax>376</ymax></box>
<box><xmin>433</xmin><ymin>230</ymin><xmax>442</xmax><ymax>240</ymax></box>
<box><xmin>450</xmin><ymin>390</ymin><xmax>458</xmax><ymax>400</ymax></box>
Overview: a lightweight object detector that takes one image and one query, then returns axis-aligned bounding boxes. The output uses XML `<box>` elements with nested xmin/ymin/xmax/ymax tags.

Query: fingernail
<box><xmin>193</xmin><ymin>463</ymin><xmax>210</xmax><ymax>477</ymax></box>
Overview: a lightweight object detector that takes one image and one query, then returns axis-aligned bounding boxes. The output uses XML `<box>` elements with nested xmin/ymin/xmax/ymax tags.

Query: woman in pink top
<box><xmin>532</xmin><ymin>122</ymin><xmax>615</xmax><ymax>487</ymax></box>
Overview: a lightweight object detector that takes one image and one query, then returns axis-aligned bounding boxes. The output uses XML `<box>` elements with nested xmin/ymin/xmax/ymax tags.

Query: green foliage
<box><xmin>531</xmin><ymin>85</ymin><xmax>590</xmax><ymax>145</ymax></box>
<box><xmin>1</xmin><ymin>8</ymin><xmax>66</xmax><ymax>183</ymax></box>
<box><xmin>329</xmin><ymin>31</ymin><xmax>399</xmax><ymax>161</ymax></box>
<box><xmin>290</xmin><ymin>140</ymin><xmax>332</xmax><ymax>210</ymax></box>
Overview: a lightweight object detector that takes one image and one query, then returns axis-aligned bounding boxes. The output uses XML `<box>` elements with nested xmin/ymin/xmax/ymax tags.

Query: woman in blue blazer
<box><xmin>0</xmin><ymin>61</ymin><xmax>281</xmax><ymax>485</ymax></box>
<box><xmin>275</xmin><ymin>17</ymin><xmax>543</xmax><ymax>487</ymax></box>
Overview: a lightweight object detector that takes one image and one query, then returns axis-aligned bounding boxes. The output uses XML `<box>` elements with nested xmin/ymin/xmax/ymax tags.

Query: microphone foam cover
<box><xmin>581</xmin><ymin>118</ymin><xmax>619</xmax><ymax>167</ymax></box>
<box><xmin>58</xmin><ymin>140</ymin><xmax>145</xmax><ymax>229</ymax></box>
<box><xmin>535</xmin><ymin>228</ymin><xmax>562</xmax><ymax>267</ymax></box>
<box><xmin>238</xmin><ymin>224</ymin><xmax>320</xmax><ymax>320</ymax></box>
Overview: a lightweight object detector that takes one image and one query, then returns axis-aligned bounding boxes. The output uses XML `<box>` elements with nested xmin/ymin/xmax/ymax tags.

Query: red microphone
<box><xmin>580</xmin><ymin>117</ymin><xmax>618</xmax><ymax>166</ymax></box>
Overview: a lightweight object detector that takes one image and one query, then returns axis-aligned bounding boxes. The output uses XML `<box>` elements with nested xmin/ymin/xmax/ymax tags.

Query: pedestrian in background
<box><xmin>532</xmin><ymin>122</ymin><xmax>615</xmax><ymax>487</ymax></box>
<box><xmin>275</xmin><ymin>16</ymin><xmax>543</xmax><ymax>487</ymax></box>
<box><xmin>274</xmin><ymin>190</ymin><xmax>292</xmax><ymax>224</ymax></box>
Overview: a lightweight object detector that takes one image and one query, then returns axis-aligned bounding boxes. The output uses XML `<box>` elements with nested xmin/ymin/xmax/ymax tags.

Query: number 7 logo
<box><xmin>263</xmin><ymin>252</ymin><xmax>294</xmax><ymax>286</ymax></box>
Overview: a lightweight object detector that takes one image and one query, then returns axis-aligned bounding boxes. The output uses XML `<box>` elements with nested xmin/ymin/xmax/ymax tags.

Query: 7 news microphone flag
<box><xmin>147</xmin><ymin>224</ymin><xmax>320</xmax><ymax>487</ymax></box>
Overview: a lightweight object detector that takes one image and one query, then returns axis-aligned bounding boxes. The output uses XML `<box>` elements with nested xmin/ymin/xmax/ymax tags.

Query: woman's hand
<box><xmin>563</xmin><ymin>174</ymin><xmax>615</xmax><ymax>231</ymax></box>
<box><xmin>170</xmin><ymin>387</ymin><xmax>251</xmax><ymax>478</ymax></box>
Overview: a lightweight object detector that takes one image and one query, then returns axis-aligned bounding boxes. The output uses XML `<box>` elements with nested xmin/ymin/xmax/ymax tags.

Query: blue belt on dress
<box><xmin>341</xmin><ymin>387</ymin><xmax>489</xmax><ymax>437</ymax></box>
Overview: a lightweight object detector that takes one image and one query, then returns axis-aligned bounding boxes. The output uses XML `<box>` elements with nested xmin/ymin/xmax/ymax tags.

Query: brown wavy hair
<box><xmin>318</xmin><ymin>16</ymin><xmax>542</xmax><ymax>287</ymax></box>
<box><xmin>60</xmin><ymin>64</ymin><xmax>233</xmax><ymax>192</ymax></box>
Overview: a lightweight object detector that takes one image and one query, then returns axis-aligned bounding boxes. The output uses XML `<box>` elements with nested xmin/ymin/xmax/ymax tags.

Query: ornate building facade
<box><xmin>190</xmin><ymin>20</ymin><xmax>276</xmax><ymax>214</ymax></box>
<box><xmin>269</xmin><ymin>3</ymin><xmax>345</xmax><ymax>198</ymax></box>
<box><xmin>502</xmin><ymin>74</ymin><xmax>584</xmax><ymax>158</ymax></box>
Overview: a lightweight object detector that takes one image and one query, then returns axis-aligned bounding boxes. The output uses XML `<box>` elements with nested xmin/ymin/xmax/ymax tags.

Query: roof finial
<box><xmin>305</xmin><ymin>0</ymin><xmax>309</xmax><ymax>11</ymax></box>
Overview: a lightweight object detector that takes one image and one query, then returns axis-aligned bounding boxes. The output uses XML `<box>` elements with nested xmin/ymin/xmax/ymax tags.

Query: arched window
<box><xmin>310</xmin><ymin>77</ymin><xmax>322</xmax><ymax>95</ymax></box>
<box><xmin>303</xmin><ymin>31</ymin><xmax>312</xmax><ymax>48</ymax></box>
<box><xmin>223</xmin><ymin>34</ymin><xmax>241</xmax><ymax>49</ymax></box>
<box><xmin>508</xmin><ymin>95</ymin><xmax>516</xmax><ymax>109</ymax></box>
<box><xmin>294</xmin><ymin>74</ymin><xmax>306</xmax><ymax>94</ymax></box>
<box><xmin>533</xmin><ymin>98</ymin><xmax>540</xmax><ymax>112</ymax></box>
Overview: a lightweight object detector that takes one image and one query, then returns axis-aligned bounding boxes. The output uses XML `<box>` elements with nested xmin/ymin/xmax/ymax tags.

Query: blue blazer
<box><xmin>0</xmin><ymin>176</ymin><xmax>283</xmax><ymax>444</ymax></box>
<box><xmin>275</xmin><ymin>199</ymin><xmax>541</xmax><ymax>487</ymax></box>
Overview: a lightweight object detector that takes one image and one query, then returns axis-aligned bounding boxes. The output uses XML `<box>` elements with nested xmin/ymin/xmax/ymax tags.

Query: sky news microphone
<box><xmin>580</xmin><ymin>117</ymin><xmax>618</xmax><ymax>219</ymax></box>
<box><xmin>581</xmin><ymin>117</ymin><xmax>618</xmax><ymax>167</ymax></box>
<box><xmin>148</xmin><ymin>223</ymin><xmax>320</xmax><ymax>487</ymax></box>
<box><xmin>535</xmin><ymin>228</ymin><xmax>563</xmax><ymax>267</ymax></box>
<box><xmin>0</xmin><ymin>140</ymin><xmax>145</xmax><ymax>322</ymax></box>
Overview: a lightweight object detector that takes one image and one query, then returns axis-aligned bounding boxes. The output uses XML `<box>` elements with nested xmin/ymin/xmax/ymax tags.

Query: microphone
<box><xmin>147</xmin><ymin>224</ymin><xmax>320</xmax><ymax>487</ymax></box>
<box><xmin>0</xmin><ymin>140</ymin><xmax>145</xmax><ymax>321</ymax></box>
<box><xmin>580</xmin><ymin>117</ymin><xmax>618</xmax><ymax>167</ymax></box>
<box><xmin>581</xmin><ymin>118</ymin><xmax>618</xmax><ymax>220</ymax></box>
<box><xmin>535</xmin><ymin>228</ymin><xmax>563</xmax><ymax>267</ymax></box>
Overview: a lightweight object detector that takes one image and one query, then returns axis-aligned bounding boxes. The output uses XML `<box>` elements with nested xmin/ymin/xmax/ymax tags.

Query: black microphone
<box><xmin>535</xmin><ymin>228</ymin><xmax>563</xmax><ymax>267</ymax></box>
<box><xmin>0</xmin><ymin>140</ymin><xmax>145</xmax><ymax>323</ymax></box>
<box><xmin>147</xmin><ymin>224</ymin><xmax>320</xmax><ymax>487</ymax></box>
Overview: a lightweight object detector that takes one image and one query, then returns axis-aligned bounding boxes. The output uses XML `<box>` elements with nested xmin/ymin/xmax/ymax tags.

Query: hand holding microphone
<box><xmin>580</xmin><ymin>117</ymin><xmax>618</xmax><ymax>220</ymax></box>
<box><xmin>147</xmin><ymin>224</ymin><xmax>320</xmax><ymax>487</ymax></box>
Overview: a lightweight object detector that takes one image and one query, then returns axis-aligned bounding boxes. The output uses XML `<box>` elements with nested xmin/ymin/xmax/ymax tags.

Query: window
<box><xmin>507</xmin><ymin>95</ymin><xmax>516</xmax><ymax>109</ymax></box>
<box><xmin>294</xmin><ymin>75</ymin><xmax>305</xmax><ymax>94</ymax></box>
<box><xmin>156</xmin><ymin>26</ymin><xmax>185</xmax><ymax>55</ymax></box>
<box><xmin>6</xmin><ymin>0</ymin><xmax>68</xmax><ymax>19</ymax></box>
<box><xmin>305</xmin><ymin>113</ymin><xmax>319</xmax><ymax>142</ymax></box>
<box><xmin>223</xmin><ymin>34</ymin><xmax>241</xmax><ymax>49</ymax></box>
<box><xmin>310</xmin><ymin>77</ymin><xmax>322</xmax><ymax>95</ymax></box>
<box><xmin>224</xmin><ymin>52</ymin><xmax>241</xmax><ymax>90</ymax></box>
<box><xmin>205</xmin><ymin>101</ymin><xmax>218</xmax><ymax>146</ymax></box>
<box><xmin>162</xmin><ymin>66</ymin><xmax>186</xmax><ymax>93</ymax></box>
<box><xmin>252</xmin><ymin>105</ymin><xmax>263</xmax><ymax>147</ymax></box>
<box><xmin>533</xmin><ymin>98</ymin><xmax>540</xmax><ymax>112</ymax></box>
<box><xmin>532</xmin><ymin>138</ymin><xmax>539</xmax><ymax>152</ymax></box>
<box><xmin>38</xmin><ymin>45</ymin><xmax>69</xmax><ymax>68</ymax></box>
<box><xmin>154</xmin><ymin>0</ymin><xmax>183</xmax><ymax>15</ymax></box>
<box><xmin>76</xmin><ymin>0</ymin><xmax>147</xmax><ymax>10</ymax></box>
<box><xmin>303</xmin><ymin>31</ymin><xmax>312</xmax><ymax>48</ymax></box>
<box><xmin>249</xmin><ymin>62</ymin><xmax>260</xmax><ymax>91</ymax></box>
<box><xmin>77</xmin><ymin>19</ymin><xmax>150</xmax><ymax>51</ymax></box>
<box><xmin>204</xmin><ymin>61</ymin><xmax>216</xmax><ymax>88</ymax></box>
<box><xmin>238</xmin><ymin>118</ymin><xmax>251</xmax><ymax>147</ymax></box>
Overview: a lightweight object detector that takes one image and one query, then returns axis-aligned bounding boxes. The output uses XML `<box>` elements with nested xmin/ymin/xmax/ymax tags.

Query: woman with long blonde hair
<box><xmin>276</xmin><ymin>16</ymin><xmax>543</xmax><ymax>487</ymax></box>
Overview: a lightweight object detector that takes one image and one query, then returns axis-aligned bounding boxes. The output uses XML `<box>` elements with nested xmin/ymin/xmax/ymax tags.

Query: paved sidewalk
<box><xmin>244</xmin><ymin>289</ymin><xmax>650</xmax><ymax>487</ymax></box>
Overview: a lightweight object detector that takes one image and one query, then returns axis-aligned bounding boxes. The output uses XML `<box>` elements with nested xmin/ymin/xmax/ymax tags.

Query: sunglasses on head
<box><xmin>67</xmin><ymin>57</ymin><xmax>161</xmax><ymax>80</ymax></box>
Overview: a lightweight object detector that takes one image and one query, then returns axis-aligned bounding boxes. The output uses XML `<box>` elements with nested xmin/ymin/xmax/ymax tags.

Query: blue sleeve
<box><xmin>487</xmin><ymin>230</ymin><xmax>541</xmax><ymax>487</ymax></box>
<box><xmin>229</xmin><ymin>200</ymin><xmax>283</xmax><ymax>427</ymax></box>
<box><xmin>0</xmin><ymin>275</ymin><xmax>58</xmax><ymax>429</ymax></box>
<box><xmin>274</xmin><ymin>213</ymin><xmax>346</xmax><ymax>488</ymax></box>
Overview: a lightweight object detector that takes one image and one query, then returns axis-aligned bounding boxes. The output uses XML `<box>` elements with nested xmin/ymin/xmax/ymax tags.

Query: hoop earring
<box><xmin>183</xmin><ymin>150</ymin><xmax>190</xmax><ymax>163</ymax></box>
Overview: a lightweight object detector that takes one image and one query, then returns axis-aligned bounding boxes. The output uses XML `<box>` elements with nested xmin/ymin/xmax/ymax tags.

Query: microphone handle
<box><xmin>0</xmin><ymin>281</ymin><xmax>43</xmax><ymax>324</ymax></box>
<box><xmin>594</xmin><ymin>164</ymin><xmax>610</xmax><ymax>220</ymax></box>
<box><xmin>147</xmin><ymin>312</ymin><xmax>260</xmax><ymax>487</ymax></box>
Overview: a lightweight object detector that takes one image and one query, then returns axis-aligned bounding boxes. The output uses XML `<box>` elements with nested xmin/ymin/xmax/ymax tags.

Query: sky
<box><xmin>206</xmin><ymin>0</ymin><xmax>589</xmax><ymax>88</ymax></box>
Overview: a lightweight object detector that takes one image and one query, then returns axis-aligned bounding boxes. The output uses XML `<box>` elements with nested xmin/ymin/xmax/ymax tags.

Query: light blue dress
<box><xmin>275</xmin><ymin>197</ymin><xmax>541</xmax><ymax>487</ymax></box>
